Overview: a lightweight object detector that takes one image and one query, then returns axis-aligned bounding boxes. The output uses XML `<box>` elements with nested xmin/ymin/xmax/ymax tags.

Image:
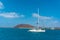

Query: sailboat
<box><xmin>28</xmin><ymin>8</ymin><xmax>45</xmax><ymax>32</ymax></box>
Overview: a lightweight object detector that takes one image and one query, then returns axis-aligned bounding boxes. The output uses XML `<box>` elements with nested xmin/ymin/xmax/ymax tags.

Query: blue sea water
<box><xmin>0</xmin><ymin>28</ymin><xmax>60</xmax><ymax>40</ymax></box>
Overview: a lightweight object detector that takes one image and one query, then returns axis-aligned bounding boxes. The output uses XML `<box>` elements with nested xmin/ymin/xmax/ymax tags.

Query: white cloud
<box><xmin>53</xmin><ymin>20</ymin><xmax>58</xmax><ymax>24</ymax></box>
<box><xmin>32</xmin><ymin>13</ymin><xmax>52</xmax><ymax>20</ymax></box>
<box><xmin>0</xmin><ymin>12</ymin><xmax>24</xmax><ymax>18</ymax></box>
<box><xmin>32</xmin><ymin>13</ymin><xmax>60</xmax><ymax>27</ymax></box>
<box><xmin>46</xmin><ymin>20</ymin><xmax>58</xmax><ymax>27</ymax></box>
<box><xmin>0</xmin><ymin>1</ymin><xmax>4</xmax><ymax>9</ymax></box>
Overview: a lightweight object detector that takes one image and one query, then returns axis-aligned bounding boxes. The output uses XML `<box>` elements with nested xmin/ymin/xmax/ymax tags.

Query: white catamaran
<box><xmin>29</xmin><ymin>8</ymin><xmax>45</xmax><ymax>32</ymax></box>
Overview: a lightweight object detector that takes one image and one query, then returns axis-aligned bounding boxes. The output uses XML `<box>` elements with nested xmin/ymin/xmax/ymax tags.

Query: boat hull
<box><xmin>28</xmin><ymin>29</ymin><xmax>45</xmax><ymax>32</ymax></box>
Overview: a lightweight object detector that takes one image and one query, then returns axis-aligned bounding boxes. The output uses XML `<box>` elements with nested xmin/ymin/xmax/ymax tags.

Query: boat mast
<box><xmin>37</xmin><ymin>8</ymin><xmax>39</xmax><ymax>28</ymax></box>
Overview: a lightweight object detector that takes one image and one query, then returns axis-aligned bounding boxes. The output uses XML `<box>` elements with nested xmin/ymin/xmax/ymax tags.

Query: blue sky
<box><xmin>0</xmin><ymin>0</ymin><xmax>60</xmax><ymax>27</ymax></box>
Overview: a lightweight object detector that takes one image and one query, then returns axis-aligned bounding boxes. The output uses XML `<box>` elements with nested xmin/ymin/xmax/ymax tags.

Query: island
<box><xmin>15</xmin><ymin>24</ymin><xmax>34</xmax><ymax>29</ymax></box>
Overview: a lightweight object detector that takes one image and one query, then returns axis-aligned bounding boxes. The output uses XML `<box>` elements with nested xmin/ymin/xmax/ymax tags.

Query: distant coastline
<box><xmin>14</xmin><ymin>24</ymin><xmax>60</xmax><ymax>30</ymax></box>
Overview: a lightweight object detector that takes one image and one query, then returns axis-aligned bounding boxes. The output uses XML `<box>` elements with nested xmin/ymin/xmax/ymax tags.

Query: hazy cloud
<box><xmin>32</xmin><ymin>13</ymin><xmax>60</xmax><ymax>27</ymax></box>
<box><xmin>32</xmin><ymin>13</ymin><xmax>52</xmax><ymax>20</ymax></box>
<box><xmin>0</xmin><ymin>12</ymin><xmax>24</xmax><ymax>18</ymax></box>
